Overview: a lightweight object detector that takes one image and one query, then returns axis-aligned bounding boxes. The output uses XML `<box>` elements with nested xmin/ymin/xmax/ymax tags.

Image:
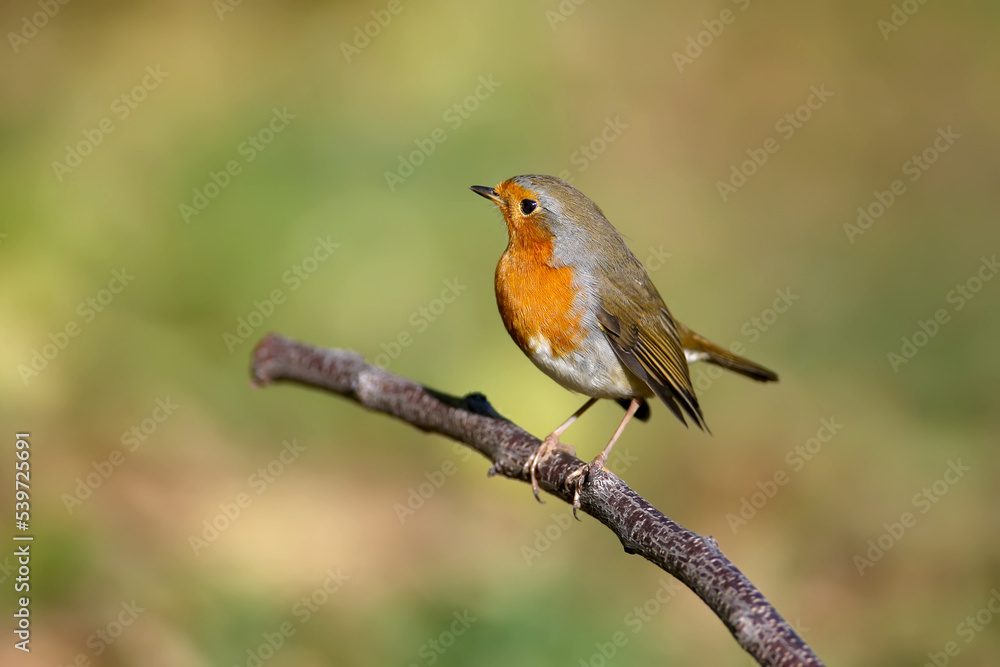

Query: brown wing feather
<box><xmin>598</xmin><ymin>307</ymin><xmax>708</xmax><ymax>431</ymax></box>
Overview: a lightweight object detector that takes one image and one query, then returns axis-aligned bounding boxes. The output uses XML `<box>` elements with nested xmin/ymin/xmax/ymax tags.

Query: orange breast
<box><xmin>495</xmin><ymin>233</ymin><xmax>582</xmax><ymax>358</ymax></box>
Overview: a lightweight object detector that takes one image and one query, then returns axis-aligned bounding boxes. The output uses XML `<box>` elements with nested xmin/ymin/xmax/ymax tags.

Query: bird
<box><xmin>470</xmin><ymin>174</ymin><xmax>778</xmax><ymax>507</ymax></box>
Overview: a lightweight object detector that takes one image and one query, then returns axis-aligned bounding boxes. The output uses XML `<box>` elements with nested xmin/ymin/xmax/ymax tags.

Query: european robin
<box><xmin>470</xmin><ymin>174</ymin><xmax>778</xmax><ymax>506</ymax></box>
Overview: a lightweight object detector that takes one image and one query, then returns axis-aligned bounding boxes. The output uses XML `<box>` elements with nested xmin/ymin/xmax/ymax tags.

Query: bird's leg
<box><xmin>566</xmin><ymin>398</ymin><xmax>642</xmax><ymax>516</ymax></box>
<box><xmin>593</xmin><ymin>397</ymin><xmax>642</xmax><ymax>470</ymax></box>
<box><xmin>525</xmin><ymin>397</ymin><xmax>598</xmax><ymax>502</ymax></box>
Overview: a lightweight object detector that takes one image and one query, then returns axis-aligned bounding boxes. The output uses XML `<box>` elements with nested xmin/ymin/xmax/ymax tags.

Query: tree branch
<box><xmin>250</xmin><ymin>333</ymin><xmax>824</xmax><ymax>667</ymax></box>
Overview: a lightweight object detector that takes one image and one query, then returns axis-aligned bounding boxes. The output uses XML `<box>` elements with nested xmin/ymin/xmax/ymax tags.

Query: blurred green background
<box><xmin>2</xmin><ymin>1</ymin><xmax>999</xmax><ymax>665</ymax></box>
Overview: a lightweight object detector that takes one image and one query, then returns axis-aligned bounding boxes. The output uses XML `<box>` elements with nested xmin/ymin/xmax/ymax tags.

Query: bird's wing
<box><xmin>596</xmin><ymin>263</ymin><xmax>707</xmax><ymax>431</ymax></box>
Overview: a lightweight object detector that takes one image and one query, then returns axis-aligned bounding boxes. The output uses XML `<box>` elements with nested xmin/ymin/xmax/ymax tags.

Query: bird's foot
<box><xmin>524</xmin><ymin>433</ymin><xmax>575</xmax><ymax>503</ymax></box>
<box><xmin>564</xmin><ymin>460</ymin><xmax>600</xmax><ymax>520</ymax></box>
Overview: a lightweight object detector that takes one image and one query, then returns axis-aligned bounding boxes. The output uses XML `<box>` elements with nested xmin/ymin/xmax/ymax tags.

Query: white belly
<box><xmin>525</xmin><ymin>333</ymin><xmax>651</xmax><ymax>399</ymax></box>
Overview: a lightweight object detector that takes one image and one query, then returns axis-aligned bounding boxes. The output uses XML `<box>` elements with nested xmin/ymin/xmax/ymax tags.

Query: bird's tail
<box><xmin>683</xmin><ymin>330</ymin><xmax>779</xmax><ymax>383</ymax></box>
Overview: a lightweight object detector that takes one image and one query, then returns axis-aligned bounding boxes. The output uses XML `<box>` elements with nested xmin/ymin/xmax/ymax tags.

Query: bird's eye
<box><xmin>520</xmin><ymin>199</ymin><xmax>538</xmax><ymax>215</ymax></box>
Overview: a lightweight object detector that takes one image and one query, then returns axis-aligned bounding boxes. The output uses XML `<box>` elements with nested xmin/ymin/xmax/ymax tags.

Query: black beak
<box><xmin>470</xmin><ymin>185</ymin><xmax>499</xmax><ymax>203</ymax></box>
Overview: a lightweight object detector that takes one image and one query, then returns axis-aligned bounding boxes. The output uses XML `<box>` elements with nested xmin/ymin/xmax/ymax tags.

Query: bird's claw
<box><xmin>565</xmin><ymin>463</ymin><xmax>591</xmax><ymax>520</ymax></box>
<box><xmin>524</xmin><ymin>434</ymin><xmax>574</xmax><ymax>503</ymax></box>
